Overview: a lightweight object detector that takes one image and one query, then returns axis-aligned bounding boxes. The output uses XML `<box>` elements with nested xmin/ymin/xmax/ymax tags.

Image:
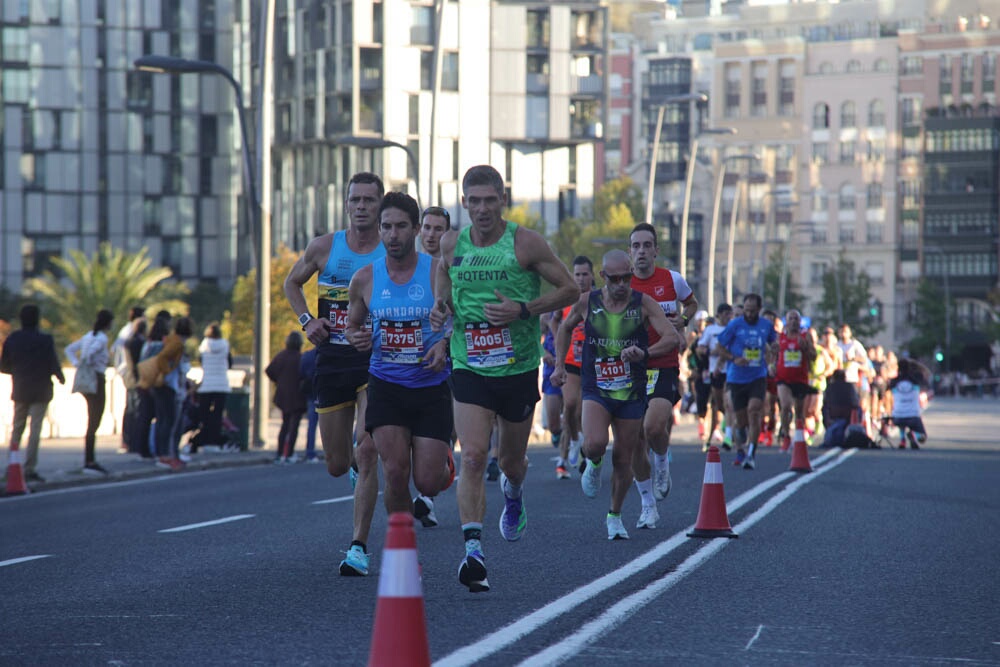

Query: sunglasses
<box><xmin>602</xmin><ymin>271</ymin><xmax>632</xmax><ymax>285</ymax></box>
<box><xmin>422</xmin><ymin>206</ymin><xmax>451</xmax><ymax>224</ymax></box>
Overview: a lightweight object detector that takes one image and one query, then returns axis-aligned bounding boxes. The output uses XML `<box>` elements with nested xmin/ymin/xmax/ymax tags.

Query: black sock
<box><xmin>463</xmin><ymin>527</ymin><xmax>482</xmax><ymax>542</ymax></box>
<box><xmin>351</xmin><ymin>540</ymin><xmax>367</xmax><ymax>553</ymax></box>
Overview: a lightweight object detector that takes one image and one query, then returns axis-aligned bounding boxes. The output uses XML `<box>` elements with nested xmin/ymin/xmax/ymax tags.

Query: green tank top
<box><xmin>449</xmin><ymin>222</ymin><xmax>541</xmax><ymax>376</ymax></box>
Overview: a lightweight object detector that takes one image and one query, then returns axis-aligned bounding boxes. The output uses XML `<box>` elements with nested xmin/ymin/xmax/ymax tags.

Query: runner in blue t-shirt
<box><xmin>715</xmin><ymin>293</ymin><xmax>777</xmax><ymax>470</ymax></box>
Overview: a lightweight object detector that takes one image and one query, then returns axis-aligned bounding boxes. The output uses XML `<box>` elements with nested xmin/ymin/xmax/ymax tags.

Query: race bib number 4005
<box><xmin>464</xmin><ymin>322</ymin><xmax>515</xmax><ymax>368</ymax></box>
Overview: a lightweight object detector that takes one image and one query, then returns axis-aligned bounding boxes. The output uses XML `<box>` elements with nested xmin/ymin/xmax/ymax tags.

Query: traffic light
<box><xmin>934</xmin><ymin>347</ymin><xmax>944</xmax><ymax>363</ymax></box>
<box><xmin>868</xmin><ymin>298</ymin><xmax>882</xmax><ymax>322</ymax></box>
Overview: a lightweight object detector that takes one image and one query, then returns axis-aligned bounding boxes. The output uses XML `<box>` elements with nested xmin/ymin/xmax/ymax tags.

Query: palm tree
<box><xmin>24</xmin><ymin>242</ymin><xmax>189</xmax><ymax>348</ymax></box>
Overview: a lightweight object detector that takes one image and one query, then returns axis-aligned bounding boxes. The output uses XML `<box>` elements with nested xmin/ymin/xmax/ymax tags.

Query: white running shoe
<box><xmin>581</xmin><ymin>459</ymin><xmax>602</xmax><ymax>498</ymax></box>
<box><xmin>606</xmin><ymin>513</ymin><xmax>629</xmax><ymax>540</ymax></box>
<box><xmin>652</xmin><ymin>465</ymin><xmax>672</xmax><ymax>501</ymax></box>
<box><xmin>636</xmin><ymin>505</ymin><xmax>660</xmax><ymax>529</ymax></box>
<box><xmin>413</xmin><ymin>495</ymin><xmax>438</xmax><ymax>528</ymax></box>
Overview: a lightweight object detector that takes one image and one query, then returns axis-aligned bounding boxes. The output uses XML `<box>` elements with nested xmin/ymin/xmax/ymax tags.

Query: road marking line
<box><xmin>158</xmin><ymin>514</ymin><xmax>255</xmax><ymax>533</ymax></box>
<box><xmin>312</xmin><ymin>495</ymin><xmax>355</xmax><ymax>505</ymax></box>
<box><xmin>515</xmin><ymin>449</ymin><xmax>858</xmax><ymax>667</ymax></box>
<box><xmin>0</xmin><ymin>554</ymin><xmax>53</xmax><ymax>568</ymax></box>
<box><xmin>434</xmin><ymin>448</ymin><xmax>846</xmax><ymax>667</ymax></box>
<box><xmin>745</xmin><ymin>624</ymin><xmax>764</xmax><ymax>651</ymax></box>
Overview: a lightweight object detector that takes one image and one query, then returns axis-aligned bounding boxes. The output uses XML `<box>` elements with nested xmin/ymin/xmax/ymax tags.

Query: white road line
<box><xmin>157</xmin><ymin>514</ymin><xmax>255</xmax><ymax>533</ymax></box>
<box><xmin>515</xmin><ymin>449</ymin><xmax>858</xmax><ymax>667</ymax></box>
<box><xmin>433</xmin><ymin>448</ymin><xmax>845</xmax><ymax>667</ymax></box>
<box><xmin>312</xmin><ymin>495</ymin><xmax>356</xmax><ymax>505</ymax></box>
<box><xmin>0</xmin><ymin>554</ymin><xmax>53</xmax><ymax>568</ymax></box>
<box><xmin>745</xmin><ymin>624</ymin><xmax>765</xmax><ymax>651</ymax></box>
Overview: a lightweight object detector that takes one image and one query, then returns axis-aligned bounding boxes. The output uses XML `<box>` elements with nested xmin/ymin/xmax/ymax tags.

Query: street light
<box><xmin>705</xmin><ymin>153</ymin><xmax>758</xmax><ymax>313</ymax></box>
<box><xmin>644</xmin><ymin>93</ymin><xmax>708</xmax><ymax>226</ymax></box>
<box><xmin>678</xmin><ymin>127</ymin><xmax>736</xmax><ymax>280</ymax></box>
<box><xmin>324</xmin><ymin>135</ymin><xmax>422</xmax><ymax>211</ymax></box>
<box><xmin>136</xmin><ymin>54</ymin><xmax>270</xmax><ymax>450</ymax></box>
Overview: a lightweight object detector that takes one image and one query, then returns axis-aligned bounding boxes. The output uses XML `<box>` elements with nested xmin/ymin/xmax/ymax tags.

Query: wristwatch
<box><xmin>519</xmin><ymin>301</ymin><xmax>531</xmax><ymax>320</ymax></box>
<box><xmin>680</xmin><ymin>314</ymin><xmax>690</xmax><ymax>327</ymax></box>
<box><xmin>298</xmin><ymin>312</ymin><xmax>314</xmax><ymax>330</ymax></box>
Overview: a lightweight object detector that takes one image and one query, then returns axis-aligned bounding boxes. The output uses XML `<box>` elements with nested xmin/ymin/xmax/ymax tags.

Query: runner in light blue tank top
<box><xmin>368</xmin><ymin>253</ymin><xmax>448</xmax><ymax>388</ymax></box>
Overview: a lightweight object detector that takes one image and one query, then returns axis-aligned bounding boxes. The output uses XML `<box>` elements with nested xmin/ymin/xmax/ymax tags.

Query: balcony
<box><xmin>573</xmin><ymin>75</ymin><xmax>603</xmax><ymax>96</ymax></box>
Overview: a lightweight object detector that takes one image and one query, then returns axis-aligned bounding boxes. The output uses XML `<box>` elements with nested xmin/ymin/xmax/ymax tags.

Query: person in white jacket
<box><xmin>194</xmin><ymin>322</ymin><xmax>232</xmax><ymax>450</ymax></box>
<box><xmin>65</xmin><ymin>309</ymin><xmax>114</xmax><ymax>474</ymax></box>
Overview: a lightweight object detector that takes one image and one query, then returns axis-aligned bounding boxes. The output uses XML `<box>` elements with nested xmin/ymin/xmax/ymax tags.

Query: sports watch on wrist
<box><xmin>298</xmin><ymin>312</ymin><xmax>314</xmax><ymax>330</ymax></box>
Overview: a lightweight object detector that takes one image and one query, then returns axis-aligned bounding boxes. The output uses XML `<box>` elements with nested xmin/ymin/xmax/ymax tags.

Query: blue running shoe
<box><xmin>498</xmin><ymin>474</ymin><xmax>527</xmax><ymax>541</ymax></box>
<box><xmin>339</xmin><ymin>545</ymin><xmax>369</xmax><ymax>576</ymax></box>
<box><xmin>733</xmin><ymin>449</ymin><xmax>746</xmax><ymax>467</ymax></box>
<box><xmin>458</xmin><ymin>541</ymin><xmax>490</xmax><ymax>592</ymax></box>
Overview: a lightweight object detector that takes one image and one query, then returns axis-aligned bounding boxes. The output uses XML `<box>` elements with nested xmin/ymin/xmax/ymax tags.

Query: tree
<box><xmin>591</xmin><ymin>176</ymin><xmax>645</xmax><ymax>225</ymax></box>
<box><xmin>24</xmin><ymin>243</ymin><xmax>189</xmax><ymax>351</ymax></box>
<box><xmin>761</xmin><ymin>246</ymin><xmax>806</xmax><ymax>314</ymax></box>
<box><xmin>503</xmin><ymin>204</ymin><xmax>545</xmax><ymax>235</ymax></box>
<box><xmin>812</xmin><ymin>250</ymin><xmax>883</xmax><ymax>341</ymax></box>
<box><xmin>229</xmin><ymin>244</ymin><xmax>317</xmax><ymax>360</ymax></box>
<box><xmin>906</xmin><ymin>279</ymin><xmax>949</xmax><ymax>359</ymax></box>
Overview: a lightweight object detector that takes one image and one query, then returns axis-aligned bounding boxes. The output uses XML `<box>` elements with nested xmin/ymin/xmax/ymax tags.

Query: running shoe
<box><xmin>898</xmin><ymin>440</ymin><xmax>907</xmax><ymax>449</ymax></box>
<box><xmin>907</xmin><ymin>431</ymin><xmax>920</xmax><ymax>450</ymax></box>
<box><xmin>636</xmin><ymin>505</ymin><xmax>659</xmax><ymax>529</ymax></box>
<box><xmin>702</xmin><ymin>440</ymin><xmax>711</xmax><ymax>453</ymax></box>
<box><xmin>568</xmin><ymin>437</ymin><xmax>582</xmax><ymax>467</ymax></box>
<box><xmin>485</xmin><ymin>458</ymin><xmax>500</xmax><ymax>481</ymax></box>
<box><xmin>780</xmin><ymin>434</ymin><xmax>792</xmax><ymax>452</ymax></box>
<box><xmin>458</xmin><ymin>541</ymin><xmax>490</xmax><ymax>593</ymax></box>
<box><xmin>721</xmin><ymin>439</ymin><xmax>733</xmax><ymax>451</ymax></box>
<box><xmin>555</xmin><ymin>465</ymin><xmax>570</xmax><ymax>480</ymax></box>
<box><xmin>711</xmin><ymin>429</ymin><xmax>724</xmax><ymax>444</ymax></box>
<box><xmin>339</xmin><ymin>545</ymin><xmax>370</xmax><ymax>577</ymax></box>
<box><xmin>581</xmin><ymin>459</ymin><xmax>602</xmax><ymax>498</ymax></box>
<box><xmin>349</xmin><ymin>463</ymin><xmax>358</xmax><ymax>490</ymax></box>
<box><xmin>743</xmin><ymin>454</ymin><xmax>756</xmax><ymax>470</ymax></box>
<box><xmin>733</xmin><ymin>449</ymin><xmax>746</xmax><ymax>467</ymax></box>
<box><xmin>413</xmin><ymin>495</ymin><xmax>438</xmax><ymax>528</ymax></box>
<box><xmin>82</xmin><ymin>462</ymin><xmax>109</xmax><ymax>475</ymax></box>
<box><xmin>499</xmin><ymin>474</ymin><xmax>527</xmax><ymax>541</ymax></box>
<box><xmin>652</xmin><ymin>464</ymin><xmax>672</xmax><ymax>501</ymax></box>
<box><xmin>606</xmin><ymin>513</ymin><xmax>629</xmax><ymax>540</ymax></box>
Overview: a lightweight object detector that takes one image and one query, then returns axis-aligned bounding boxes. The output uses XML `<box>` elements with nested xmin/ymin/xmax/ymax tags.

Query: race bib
<box><xmin>464</xmin><ymin>322</ymin><xmax>515</xmax><ymax>368</ymax></box>
<box><xmin>744</xmin><ymin>348</ymin><xmax>762</xmax><ymax>367</ymax></box>
<box><xmin>646</xmin><ymin>369</ymin><xmax>660</xmax><ymax>396</ymax></box>
<box><xmin>318</xmin><ymin>284</ymin><xmax>370</xmax><ymax>345</ymax></box>
<box><xmin>380</xmin><ymin>319</ymin><xmax>423</xmax><ymax>364</ymax></box>
<box><xmin>784</xmin><ymin>349</ymin><xmax>802</xmax><ymax>368</ymax></box>
<box><xmin>596</xmin><ymin>357</ymin><xmax>632</xmax><ymax>392</ymax></box>
<box><xmin>571</xmin><ymin>339</ymin><xmax>583</xmax><ymax>364</ymax></box>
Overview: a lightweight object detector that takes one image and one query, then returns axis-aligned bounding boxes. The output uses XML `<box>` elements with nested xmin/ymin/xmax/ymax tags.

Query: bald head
<box><xmin>602</xmin><ymin>249</ymin><xmax>631</xmax><ymax>274</ymax></box>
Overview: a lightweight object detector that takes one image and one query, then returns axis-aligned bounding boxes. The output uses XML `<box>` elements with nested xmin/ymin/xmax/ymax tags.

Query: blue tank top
<box><xmin>316</xmin><ymin>230</ymin><xmax>386</xmax><ymax>373</ymax></box>
<box><xmin>368</xmin><ymin>253</ymin><xmax>448</xmax><ymax>388</ymax></box>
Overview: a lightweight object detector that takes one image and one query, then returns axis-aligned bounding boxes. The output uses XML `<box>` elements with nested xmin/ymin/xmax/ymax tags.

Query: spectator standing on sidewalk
<box><xmin>65</xmin><ymin>309</ymin><xmax>114</xmax><ymax>475</ymax></box>
<box><xmin>266</xmin><ymin>331</ymin><xmax>308</xmax><ymax>463</ymax></box>
<box><xmin>299</xmin><ymin>345</ymin><xmax>320</xmax><ymax>462</ymax></box>
<box><xmin>0</xmin><ymin>304</ymin><xmax>66</xmax><ymax>483</ymax></box>
<box><xmin>122</xmin><ymin>318</ymin><xmax>149</xmax><ymax>455</ymax></box>
<box><xmin>193</xmin><ymin>322</ymin><xmax>232</xmax><ymax>451</ymax></box>
<box><xmin>113</xmin><ymin>306</ymin><xmax>145</xmax><ymax>452</ymax></box>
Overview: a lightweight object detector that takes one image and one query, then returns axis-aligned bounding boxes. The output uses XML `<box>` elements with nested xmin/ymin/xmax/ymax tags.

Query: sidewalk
<box><xmin>1</xmin><ymin>418</ymin><xmax>290</xmax><ymax>496</ymax></box>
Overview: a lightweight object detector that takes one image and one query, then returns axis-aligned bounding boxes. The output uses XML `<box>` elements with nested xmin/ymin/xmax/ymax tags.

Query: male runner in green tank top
<box><xmin>432</xmin><ymin>165</ymin><xmax>577</xmax><ymax>593</ymax></box>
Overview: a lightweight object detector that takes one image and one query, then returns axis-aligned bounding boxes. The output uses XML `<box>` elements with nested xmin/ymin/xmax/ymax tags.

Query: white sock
<box><xmin>503</xmin><ymin>476</ymin><xmax>522</xmax><ymax>499</ymax></box>
<box><xmin>635</xmin><ymin>478</ymin><xmax>655</xmax><ymax>507</ymax></box>
<box><xmin>653</xmin><ymin>452</ymin><xmax>670</xmax><ymax>472</ymax></box>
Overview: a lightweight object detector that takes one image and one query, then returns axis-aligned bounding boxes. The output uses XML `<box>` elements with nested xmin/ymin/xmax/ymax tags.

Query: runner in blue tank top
<box><xmin>346</xmin><ymin>192</ymin><xmax>455</xmax><ymax>561</ymax></box>
<box><xmin>283</xmin><ymin>172</ymin><xmax>385</xmax><ymax>577</ymax></box>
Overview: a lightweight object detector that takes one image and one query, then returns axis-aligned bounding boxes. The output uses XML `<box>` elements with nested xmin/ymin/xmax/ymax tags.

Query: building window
<box><xmin>527</xmin><ymin>55</ymin><xmax>550</xmax><ymax>93</ymax></box>
<box><xmin>839</xmin><ymin>225</ymin><xmax>855</xmax><ymax>243</ymax></box>
<box><xmin>751</xmin><ymin>61</ymin><xmax>767</xmax><ymax>116</ymax></box>
<box><xmin>865</xmin><ymin>261</ymin><xmax>884</xmax><ymax>283</ymax></box>
<box><xmin>846</xmin><ymin>60</ymin><xmax>862</xmax><ymax>73</ymax></box>
<box><xmin>4</xmin><ymin>68</ymin><xmax>30</xmax><ymax>102</ymax></box>
<box><xmin>2</xmin><ymin>27</ymin><xmax>28</xmax><ymax>61</ymax></box>
<box><xmin>900</xmin><ymin>180</ymin><xmax>919</xmax><ymax>209</ymax></box>
<box><xmin>724</xmin><ymin>64</ymin><xmax>740</xmax><ymax>119</ymax></box>
<box><xmin>818</xmin><ymin>62</ymin><xmax>833</xmax><ymax>74</ymax></box>
<box><xmin>813</xmin><ymin>103</ymin><xmax>829</xmax><ymax>129</ymax></box>
<box><xmin>866</xmin><ymin>182</ymin><xmax>883</xmax><ymax>208</ymax></box>
<box><xmin>874</xmin><ymin>58</ymin><xmax>889</xmax><ymax>72</ymax></box>
<box><xmin>961</xmin><ymin>53</ymin><xmax>975</xmax><ymax>94</ymax></box>
<box><xmin>408</xmin><ymin>95</ymin><xmax>419</xmax><ymax>135</ymax></box>
<box><xmin>840</xmin><ymin>101</ymin><xmax>856</xmax><ymax>128</ymax></box>
<box><xmin>410</xmin><ymin>5</ymin><xmax>433</xmax><ymax>46</ymax></box>
<box><xmin>812</xmin><ymin>142</ymin><xmax>828</xmax><ymax>165</ymax></box>
<box><xmin>868</xmin><ymin>99</ymin><xmax>885</xmax><ymax>127</ymax></box>
<box><xmin>527</xmin><ymin>9</ymin><xmax>549</xmax><ymax>48</ymax></box>
<box><xmin>20</xmin><ymin>153</ymin><xmax>44</xmax><ymax>189</ymax></box>
<box><xmin>838</xmin><ymin>182</ymin><xmax>855</xmax><ymax>210</ymax></box>
<box><xmin>442</xmin><ymin>52</ymin><xmax>459</xmax><ymax>91</ymax></box>
<box><xmin>984</xmin><ymin>53</ymin><xmax>996</xmax><ymax>92</ymax></box>
<box><xmin>901</xmin><ymin>97</ymin><xmax>921</xmax><ymax>126</ymax></box>
<box><xmin>809</xmin><ymin>262</ymin><xmax>827</xmax><ymax>286</ymax></box>
<box><xmin>901</xmin><ymin>56</ymin><xmax>922</xmax><ymax>76</ymax></box>
<box><xmin>839</xmin><ymin>140</ymin><xmax>855</xmax><ymax>163</ymax></box>
<box><xmin>779</xmin><ymin>60</ymin><xmax>795</xmax><ymax>116</ymax></box>
<box><xmin>866</xmin><ymin>224</ymin><xmax>884</xmax><ymax>245</ymax></box>
<box><xmin>866</xmin><ymin>138</ymin><xmax>885</xmax><ymax>161</ymax></box>
<box><xmin>812</xmin><ymin>189</ymin><xmax>828</xmax><ymax>212</ymax></box>
<box><xmin>420</xmin><ymin>51</ymin><xmax>433</xmax><ymax>90</ymax></box>
<box><xmin>939</xmin><ymin>55</ymin><xmax>952</xmax><ymax>95</ymax></box>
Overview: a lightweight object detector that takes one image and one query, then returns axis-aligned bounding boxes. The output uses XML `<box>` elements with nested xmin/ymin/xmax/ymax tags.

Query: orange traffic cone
<box><xmin>687</xmin><ymin>446</ymin><xmax>737</xmax><ymax>539</ymax></box>
<box><xmin>5</xmin><ymin>439</ymin><xmax>29</xmax><ymax>496</ymax></box>
<box><xmin>368</xmin><ymin>512</ymin><xmax>430</xmax><ymax>667</ymax></box>
<box><xmin>788</xmin><ymin>419</ymin><xmax>813</xmax><ymax>473</ymax></box>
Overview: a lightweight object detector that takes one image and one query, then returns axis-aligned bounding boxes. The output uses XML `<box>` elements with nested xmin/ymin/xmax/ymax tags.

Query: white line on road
<box><xmin>312</xmin><ymin>495</ymin><xmax>355</xmax><ymax>505</ymax></box>
<box><xmin>745</xmin><ymin>624</ymin><xmax>765</xmax><ymax>651</ymax></box>
<box><xmin>0</xmin><ymin>554</ymin><xmax>52</xmax><ymax>568</ymax></box>
<box><xmin>157</xmin><ymin>514</ymin><xmax>256</xmax><ymax>533</ymax></box>
<box><xmin>515</xmin><ymin>449</ymin><xmax>858</xmax><ymax>667</ymax></box>
<box><xmin>433</xmin><ymin>448</ymin><xmax>845</xmax><ymax>667</ymax></box>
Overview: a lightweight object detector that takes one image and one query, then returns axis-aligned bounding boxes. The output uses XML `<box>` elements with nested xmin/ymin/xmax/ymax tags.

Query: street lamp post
<box><xmin>678</xmin><ymin>127</ymin><xmax>736</xmax><ymax>280</ymax></box>
<box><xmin>644</xmin><ymin>93</ymin><xmax>707</xmax><ymax>225</ymax></box>
<box><xmin>136</xmin><ymin>54</ymin><xmax>270</xmax><ymax>449</ymax></box>
<box><xmin>705</xmin><ymin>153</ymin><xmax>758</xmax><ymax>313</ymax></box>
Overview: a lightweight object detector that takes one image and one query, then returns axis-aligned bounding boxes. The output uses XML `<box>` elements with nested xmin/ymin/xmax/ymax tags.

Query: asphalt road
<box><xmin>2</xmin><ymin>398</ymin><xmax>998</xmax><ymax>666</ymax></box>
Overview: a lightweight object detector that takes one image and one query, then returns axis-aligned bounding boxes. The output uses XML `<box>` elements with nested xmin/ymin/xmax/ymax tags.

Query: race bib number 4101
<box><xmin>464</xmin><ymin>322</ymin><xmax>515</xmax><ymax>368</ymax></box>
<box><xmin>595</xmin><ymin>357</ymin><xmax>632</xmax><ymax>393</ymax></box>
